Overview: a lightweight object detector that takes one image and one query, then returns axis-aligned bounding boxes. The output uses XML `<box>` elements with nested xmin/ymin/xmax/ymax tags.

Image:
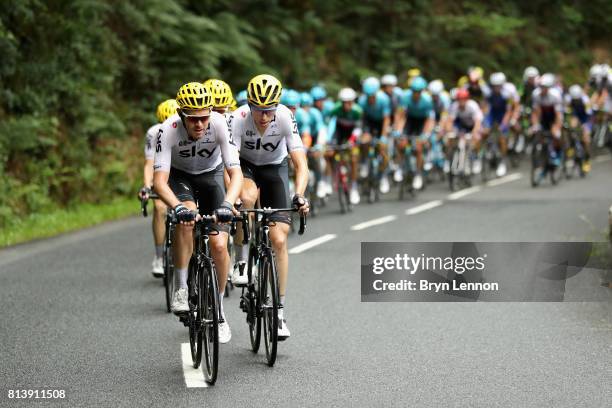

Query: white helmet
<box><xmin>540</xmin><ymin>73</ymin><xmax>555</xmax><ymax>88</ymax></box>
<box><xmin>338</xmin><ymin>87</ymin><xmax>357</xmax><ymax>102</ymax></box>
<box><xmin>589</xmin><ymin>64</ymin><xmax>603</xmax><ymax>78</ymax></box>
<box><xmin>568</xmin><ymin>85</ymin><xmax>582</xmax><ymax>99</ymax></box>
<box><xmin>381</xmin><ymin>74</ymin><xmax>398</xmax><ymax>86</ymax></box>
<box><xmin>523</xmin><ymin>66</ymin><xmax>539</xmax><ymax>81</ymax></box>
<box><xmin>428</xmin><ymin>79</ymin><xmax>444</xmax><ymax>95</ymax></box>
<box><xmin>490</xmin><ymin>72</ymin><xmax>506</xmax><ymax>86</ymax></box>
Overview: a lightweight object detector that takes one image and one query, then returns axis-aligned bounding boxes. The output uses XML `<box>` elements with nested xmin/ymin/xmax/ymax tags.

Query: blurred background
<box><xmin>0</xmin><ymin>0</ymin><xmax>611</xmax><ymax>245</ymax></box>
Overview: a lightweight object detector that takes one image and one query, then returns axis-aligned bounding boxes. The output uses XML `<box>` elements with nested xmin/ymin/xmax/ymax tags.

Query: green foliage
<box><xmin>0</xmin><ymin>0</ymin><xmax>610</xmax><ymax>231</ymax></box>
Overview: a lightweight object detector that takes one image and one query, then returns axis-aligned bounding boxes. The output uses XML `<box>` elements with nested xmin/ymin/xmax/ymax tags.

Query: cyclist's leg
<box><xmin>195</xmin><ymin>165</ymin><xmax>231</xmax><ymax>296</ymax></box>
<box><xmin>168</xmin><ymin>169</ymin><xmax>197</xmax><ymax>292</ymax></box>
<box><xmin>234</xmin><ymin>160</ymin><xmax>259</xmax><ymax>268</ymax></box>
<box><xmin>257</xmin><ymin>159</ymin><xmax>291</xmax><ymax>306</ymax></box>
<box><xmin>152</xmin><ymin>197</ymin><xmax>167</xmax><ymax>275</ymax></box>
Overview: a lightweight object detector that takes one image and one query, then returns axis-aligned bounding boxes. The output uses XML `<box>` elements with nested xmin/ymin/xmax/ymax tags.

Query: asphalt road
<box><xmin>1</xmin><ymin>155</ymin><xmax>611</xmax><ymax>407</ymax></box>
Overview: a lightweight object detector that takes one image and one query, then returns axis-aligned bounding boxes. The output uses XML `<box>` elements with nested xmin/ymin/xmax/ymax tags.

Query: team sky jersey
<box><xmin>294</xmin><ymin>107</ymin><xmax>311</xmax><ymax>136</ymax></box>
<box><xmin>564</xmin><ymin>93</ymin><xmax>591</xmax><ymax>123</ymax></box>
<box><xmin>328</xmin><ymin>102</ymin><xmax>363</xmax><ymax>144</ymax></box>
<box><xmin>358</xmin><ymin>91</ymin><xmax>391</xmax><ymax>121</ymax></box>
<box><xmin>229</xmin><ymin>104</ymin><xmax>304</xmax><ymax>166</ymax></box>
<box><xmin>153</xmin><ymin>112</ymin><xmax>240</xmax><ymax>175</ymax></box>
<box><xmin>400</xmin><ymin>90</ymin><xmax>435</xmax><ymax>119</ymax></box>
<box><xmin>144</xmin><ymin>123</ymin><xmax>162</xmax><ymax>160</ymax></box>
<box><xmin>483</xmin><ymin>83</ymin><xmax>519</xmax><ymax>123</ymax></box>
<box><xmin>448</xmin><ymin>100</ymin><xmax>483</xmax><ymax>129</ymax></box>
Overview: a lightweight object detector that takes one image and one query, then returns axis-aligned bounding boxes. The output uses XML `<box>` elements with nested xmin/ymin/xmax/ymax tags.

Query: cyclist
<box><xmin>520</xmin><ymin>66</ymin><xmax>540</xmax><ymax>109</ymax></box>
<box><xmin>459</xmin><ymin>66</ymin><xmax>489</xmax><ymax>108</ymax></box>
<box><xmin>444</xmin><ymin>88</ymin><xmax>484</xmax><ymax>168</ymax></box>
<box><xmin>229</xmin><ymin>74</ymin><xmax>310</xmax><ymax>341</ymax></box>
<box><xmin>204</xmin><ymin>78</ymin><xmax>233</xmax><ymax>117</ymax></box>
<box><xmin>311</xmin><ymin>86</ymin><xmax>331</xmax><ymax>123</ymax></box>
<box><xmin>139</xmin><ymin>99</ymin><xmax>179</xmax><ymax>278</ymax></box>
<box><xmin>531</xmin><ymin>73</ymin><xmax>564</xmax><ymax>164</ymax></box>
<box><xmin>565</xmin><ymin>84</ymin><xmax>593</xmax><ymax>172</ymax></box>
<box><xmin>428</xmin><ymin>79</ymin><xmax>451</xmax><ymax>125</ymax></box>
<box><xmin>393</xmin><ymin>76</ymin><xmax>435</xmax><ymax>188</ymax></box>
<box><xmin>301</xmin><ymin>92</ymin><xmax>328</xmax><ymax>198</ymax></box>
<box><xmin>482</xmin><ymin>72</ymin><xmax>520</xmax><ymax>176</ymax></box>
<box><xmin>358</xmin><ymin>77</ymin><xmax>392</xmax><ymax>194</ymax></box>
<box><xmin>381</xmin><ymin>74</ymin><xmax>403</xmax><ymax>121</ymax></box>
<box><xmin>153</xmin><ymin>82</ymin><xmax>243</xmax><ymax>344</ymax></box>
<box><xmin>328</xmin><ymin>87</ymin><xmax>363</xmax><ymax>204</ymax></box>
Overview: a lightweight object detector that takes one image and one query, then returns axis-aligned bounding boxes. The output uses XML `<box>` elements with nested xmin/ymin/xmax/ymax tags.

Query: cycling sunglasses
<box><xmin>249</xmin><ymin>103</ymin><xmax>278</xmax><ymax>112</ymax></box>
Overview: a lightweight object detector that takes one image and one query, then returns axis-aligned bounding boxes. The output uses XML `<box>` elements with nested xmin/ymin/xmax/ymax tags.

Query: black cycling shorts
<box><xmin>404</xmin><ymin>116</ymin><xmax>426</xmax><ymax>136</ymax></box>
<box><xmin>240</xmin><ymin>157</ymin><xmax>291</xmax><ymax>225</ymax></box>
<box><xmin>363</xmin><ymin>117</ymin><xmax>383</xmax><ymax>138</ymax></box>
<box><xmin>169</xmin><ymin>164</ymin><xmax>229</xmax><ymax>232</ymax></box>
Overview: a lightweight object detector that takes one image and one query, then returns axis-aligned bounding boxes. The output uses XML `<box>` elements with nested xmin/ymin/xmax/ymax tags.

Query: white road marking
<box><xmin>405</xmin><ymin>200</ymin><xmax>443</xmax><ymax>215</ymax></box>
<box><xmin>447</xmin><ymin>186</ymin><xmax>482</xmax><ymax>200</ymax></box>
<box><xmin>288</xmin><ymin>234</ymin><xmax>337</xmax><ymax>254</ymax></box>
<box><xmin>486</xmin><ymin>173</ymin><xmax>523</xmax><ymax>187</ymax></box>
<box><xmin>350</xmin><ymin>215</ymin><xmax>397</xmax><ymax>231</ymax></box>
<box><xmin>181</xmin><ymin>343</ymin><xmax>208</xmax><ymax>388</ymax></box>
<box><xmin>594</xmin><ymin>155</ymin><xmax>611</xmax><ymax>163</ymax></box>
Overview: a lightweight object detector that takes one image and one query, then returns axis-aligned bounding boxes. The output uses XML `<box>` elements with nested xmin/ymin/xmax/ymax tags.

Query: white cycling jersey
<box><xmin>144</xmin><ymin>123</ymin><xmax>161</xmax><ymax>160</ymax></box>
<box><xmin>153</xmin><ymin>112</ymin><xmax>240</xmax><ymax>175</ymax></box>
<box><xmin>483</xmin><ymin>82</ymin><xmax>520</xmax><ymax>103</ymax></box>
<box><xmin>448</xmin><ymin>100</ymin><xmax>484</xmax><ymax>124</ymax></box>
<box><xmin>531</xmin><ymin>88</ymin><xmax>563</xmax><ymax>112</ymax></box>
<box><xmin>228</xmin><ymin>104</ymin><xmax>304</xmax><ymax>166</ymax></box>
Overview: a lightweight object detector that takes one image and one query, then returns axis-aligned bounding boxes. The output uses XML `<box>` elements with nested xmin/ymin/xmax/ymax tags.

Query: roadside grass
<box><xmin>0</xmin><ymin>197</ymin><xmax>141</xmax><ymax>248</ymax></box>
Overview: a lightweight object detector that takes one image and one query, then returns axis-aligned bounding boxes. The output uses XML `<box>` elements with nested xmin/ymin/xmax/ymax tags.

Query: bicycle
<box><xmin>562</xmin><ymin>119</ymin><xmax>586</xmax><ymax>179</ymax></box>
<box><xmin>480</xmin><ymin>124</ymin><xmax>503</xmax><ymax>182</ymax></box>
<box><xmin>530</xmin><ymin>130</ymin><xmax>562</xmax><ymax>187</ymax></box>
<box><xmin>238</xmin><ymin>207</ymin><xmax>306</xmax><ymax>367</ymax></box>
<box><xmin>395</xmin><ymin>135</ymin><xmax>417</xmax><ymax>200</ymax></box>
<box><xmin>359</xmin><ymin>138</ymin><xmax>384</xmax><ymax>204</ymax></box>
<box><xmin>141</xmin><ymin>192</ymin><xmax>175</xmax><ymax>313</ymax></box>
<box><xmin>327</xmin><ymin>143</ymin><xmax>355</xmax><ymax>214</ymax></box>
<box><xmin>178</xmin><ymin>213</ymin><xmax>238</xmax><ymax>384</ymax></box>
<box><xmin>447</xmin><ymin>131</ymin><xmax>474</xmax><ymax>191</ymax></box>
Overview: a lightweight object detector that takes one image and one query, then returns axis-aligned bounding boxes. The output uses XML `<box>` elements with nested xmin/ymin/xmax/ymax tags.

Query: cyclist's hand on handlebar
<box><xmin>174</xmin><ymin>203</ymin><xmax>196</xmax><ymax>225</ymax></box>
<box><xmin>138</xmin><ymin>186</ymin><xmax>152</xmax><ymax>200</ymax></box>
<box><xmin>292</xmin><ymin>193</ymin><xmax>310</xmax><ymax>216</ymax></box>
<box><xmin>214</xmin><ymin>201</ymin><xmax>235</xmax><ymax>223</ymax></box>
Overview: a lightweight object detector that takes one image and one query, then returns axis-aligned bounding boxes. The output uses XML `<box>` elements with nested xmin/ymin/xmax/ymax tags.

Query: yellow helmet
<box><xmin>247</xmin><ymin>74</ymin><xmax>282</xmax><ymax>108</ymax></box>
<box><xmin>156</xmin><ymin>99</ymin><xmax>179</xmax><ymax>123</ymax></box>
<box><xmin>229</xmin><ymin>97</ymin><xmax>237</xmax><ymax>112</ymax></box>
<box><xmin>203</xmin><ymin>78</ymin><xmax>233</xmax><ymax>109</ymax></box>
<box><xmin>407</xmin><ymin>68</ymin><xmax>421</xmax><ymax>78</ymax></box>
<box><xmin>176</xmin><ymin>82</ymin><xmax>213</xmax><ymax>110</ymax></box>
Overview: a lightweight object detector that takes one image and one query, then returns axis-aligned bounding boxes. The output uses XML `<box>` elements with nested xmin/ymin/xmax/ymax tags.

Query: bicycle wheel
<box><xmin>188</xmin><ymin>256</ymin><xmax>202</xmax><ymax>369</ymax></box>
<box><xmin>201</xmin><ymin>257</ymin><xmax>219</xmax><ymax>384</ymax></box>
<box><xmin>163</xmin><ymin>241</ymin><xmax>174</xmax><ymax>313</ymax></box>
<box><xmin>260</xmin><ymin>249</ymin><xmax>279</xmax><ymax>367</ymax></box>
<box><xmin>337</xmin><ymin>172</ymin><xmax>348</xmax><ymax>214</ymax></box>
<box><xmin>248</xmin><ymin>245</ymin><xmax>261</xmax><ymax>353</ymax></box>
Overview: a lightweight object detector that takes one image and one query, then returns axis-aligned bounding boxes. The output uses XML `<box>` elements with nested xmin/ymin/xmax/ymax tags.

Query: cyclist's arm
<box><xmin>289</xmin><ymin>148</ymin><xmax>309</xmax><ymax>196</ymax></box>
<box><xmin>152</xmin><ymin>126</ymin><xmax>181</xmax><ymax>208</ymax></box>
<box><xmin>153</xmin><ymin>171</ymin><xmax>181</xmax><ymax>209</ymax></box>
<box><xmin>215</xmin><ymin>115</ymin><xmax>243</xmax><ymax>206</ymax></box>
<box><xmin>143</xmin><ymin>159</ymin><xmax>154</xmax><ymax>189</ymax></box>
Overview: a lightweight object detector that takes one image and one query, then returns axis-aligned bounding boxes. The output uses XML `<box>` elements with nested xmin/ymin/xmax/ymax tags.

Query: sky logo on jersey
<box><xmin>178</xmin><ymin>145</ymin><xmax>217</xmax><ymax>158</ymax></box>
<box><xmin>244</xmin><ymin>138</ymin><xmax>281</xmax><ymax>151</ymax></box>
<box><xmin>155</xmin><ymin>130</ymin><xmax>163</xmax><ymax>153</ymax></box>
